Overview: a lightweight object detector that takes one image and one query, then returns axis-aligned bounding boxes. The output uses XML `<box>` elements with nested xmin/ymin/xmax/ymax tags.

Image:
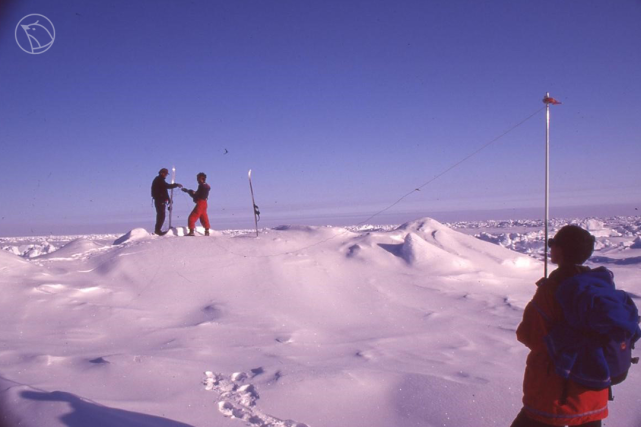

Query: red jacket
<box><xmin>516</xmin><ymin>265</ymin><xmax>608</xmax><ymax>426</ymax></box>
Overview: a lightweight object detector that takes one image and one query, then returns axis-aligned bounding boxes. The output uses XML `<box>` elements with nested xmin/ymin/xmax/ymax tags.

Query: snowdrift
<box><xmin>1</xmin><ymin>217</ymin><xmax>639</xmax><ymax>427</ymax></box>
<box><xmin>0</xmin><ymin>249</ymin><xmax>35</xmax><ymax>272</ymax></box>
<box><xmin>35</xmin><ymin>238</ymin><xmax>108</xmax><ymax>260</ymax></box>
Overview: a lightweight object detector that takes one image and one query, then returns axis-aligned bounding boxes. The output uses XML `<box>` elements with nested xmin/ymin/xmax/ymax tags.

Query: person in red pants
<box><xmin>182</xmin><ymin>172</ymin><xmax>211</xmax><ymax>236</ymax></box>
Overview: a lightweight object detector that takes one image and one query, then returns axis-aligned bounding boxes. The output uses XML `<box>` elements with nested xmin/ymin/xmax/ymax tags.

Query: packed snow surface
<box><xmin>0</xmin><ymin>217</ymin><xmax>640</xmax><ymax>427</ymax></box>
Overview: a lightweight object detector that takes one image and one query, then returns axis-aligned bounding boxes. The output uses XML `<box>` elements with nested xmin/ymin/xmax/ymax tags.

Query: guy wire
<box><xmin>356</xmin><ymin>105</ymin><xmax>546</xmax><ymax>226</ymax></box>
<box><xmin>212</xmin><ymin>105</ymin><xmax>546</xmax><ymax>258</ymax></box>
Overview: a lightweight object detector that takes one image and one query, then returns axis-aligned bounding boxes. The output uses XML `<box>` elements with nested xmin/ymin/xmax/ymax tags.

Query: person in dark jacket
<box><xmin>511</xmin><ymin>225</ymin><xmax>606</xmax><ymax>427</ymax></box>
<box><xmin>151</xmin><ymin>168</ymin><xmax>182</xmax><ymax>235</ymax></box>
<box><xmin>182</xmin><ymin>172</ymin><xmax>211</xmax><ymax>236</ymax></box>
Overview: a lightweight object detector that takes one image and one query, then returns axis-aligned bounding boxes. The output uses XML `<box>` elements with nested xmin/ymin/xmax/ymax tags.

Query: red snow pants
<box><xmin>188</xmin><ymin>200</ymin><xmax>210</xmax><ymax>230</ymax></box>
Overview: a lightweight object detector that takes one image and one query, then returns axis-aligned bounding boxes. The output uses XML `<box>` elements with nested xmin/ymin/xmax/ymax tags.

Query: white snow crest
<box><xmin>0</xmin><ymin>248</ymin><xmax>37</xmax><ymax>274</ymax></box>
<box><xmin>34</xmin><ymin>238</ymin><xmax>108</xmax><ymax>261</ymax></box>
<box><xmin>113</xmin><ymin>228</ymin><xmax>151</xmax><ymax>245</ymax></box>
<box><xmin>399</xmin><ymin>232</ymin><xmax>473</xmax><ymax>272</ymax></box>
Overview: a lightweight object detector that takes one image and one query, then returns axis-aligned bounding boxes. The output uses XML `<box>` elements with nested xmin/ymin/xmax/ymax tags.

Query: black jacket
<box><xmin>151</xmin><ymin>175</ymin><xmax>180</xmax><ymax>202</ymax></box>
<box><xmin>188</xmin><ymin>183</ymin><xmax>210</xmax><ymax>202</ymax></box>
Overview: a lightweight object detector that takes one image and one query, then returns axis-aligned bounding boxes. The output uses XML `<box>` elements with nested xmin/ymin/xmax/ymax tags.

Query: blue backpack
<box><xmin>544</xmin><ymin>267</ymin><xmax>641</xmax><ymax>397</ymax></box>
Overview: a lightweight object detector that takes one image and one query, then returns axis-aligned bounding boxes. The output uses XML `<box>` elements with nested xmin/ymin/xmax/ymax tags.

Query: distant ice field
<box><xmin>3</xmin><ymin>216</ymin><xmax>639</xmax><ymax>261</ymax></box>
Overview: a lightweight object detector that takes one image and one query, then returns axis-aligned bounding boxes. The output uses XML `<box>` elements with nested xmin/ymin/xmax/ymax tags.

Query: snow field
<box><xmin>0</xmin><ymin>217</ymin><xmax>639</xmax><ymax>426</ymax></box>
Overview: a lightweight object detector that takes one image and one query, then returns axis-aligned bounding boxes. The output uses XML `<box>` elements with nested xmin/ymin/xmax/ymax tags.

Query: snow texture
<box><xmin>0</xmin><ymin>216</ymin><xmax>640</xmax><ymax>427</ymax></box>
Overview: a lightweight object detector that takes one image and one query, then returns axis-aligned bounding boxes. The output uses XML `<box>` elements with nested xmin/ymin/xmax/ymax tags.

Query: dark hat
<box><xmin>197</xmin><ymin>172</ymin><xmax>207</xmax><ymax>180</ymax></box>
<box><xmin>548</xmin><ymin>225</ymin><xmax>595</xmax><ymax>265</ymax></box>
<box><xmin>159</xmin><ymin>168</ymin><xmax>169</xmax><ymax>174</ymax></box>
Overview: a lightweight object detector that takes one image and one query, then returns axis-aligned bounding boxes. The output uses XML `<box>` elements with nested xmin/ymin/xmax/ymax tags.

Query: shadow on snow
<box><xmin>18</xmin><ymin>390</ymin><xmax>194</xmax><ymax>427</ymax></box>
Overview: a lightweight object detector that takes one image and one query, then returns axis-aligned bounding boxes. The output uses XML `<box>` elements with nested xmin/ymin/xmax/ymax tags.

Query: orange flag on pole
<box><xmin>543</xmin><ymin>95</ymin><xmax>561</xmax><ymax>105</ymax></box>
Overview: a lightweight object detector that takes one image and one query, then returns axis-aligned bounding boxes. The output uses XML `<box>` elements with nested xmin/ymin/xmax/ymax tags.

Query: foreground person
<box><xmin>511</xmin><ymin>225</ymin><xmax>607</xmax><ymax>427</ymax></box>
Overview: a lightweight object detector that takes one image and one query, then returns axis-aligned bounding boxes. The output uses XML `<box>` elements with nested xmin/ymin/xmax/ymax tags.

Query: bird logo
<box><xmin>15</xmin><ymin>14</ymin><xmax>56</xmax><ymax>54</ymax></box>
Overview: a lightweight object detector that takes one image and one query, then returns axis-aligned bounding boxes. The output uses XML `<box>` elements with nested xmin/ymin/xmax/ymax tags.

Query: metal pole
<box><xmin>541</xmin><ymin>93</ymin><xmax>561</xmax><ymax>277</ymax></box>
<box><xmin>544</xmin><ymin>94</ymin><xmax>550</xmax><ymax>278</ymax></box>
<box><xmin>168</xmin><ymin>165</ymin><xmax>176</xmax><ymax>231</ymax></box>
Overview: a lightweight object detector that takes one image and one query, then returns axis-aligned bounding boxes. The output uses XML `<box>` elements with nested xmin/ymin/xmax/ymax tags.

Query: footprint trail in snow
<box><xmin>204</xmin><ymin>371</ymin><xmax>310</xmax><ymax>427</ymax></box>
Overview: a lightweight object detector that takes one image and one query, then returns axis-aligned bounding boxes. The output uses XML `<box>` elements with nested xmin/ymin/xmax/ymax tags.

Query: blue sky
<box><xmin>1</xmin><ymin>0</ymin><xmax>640</xmax><ymax>236</ymax></box>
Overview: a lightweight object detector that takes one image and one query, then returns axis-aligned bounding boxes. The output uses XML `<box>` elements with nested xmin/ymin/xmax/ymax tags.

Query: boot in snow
<box><xmin>187</xmin><ymin>228</ymin><xmax>195</xmax><ymax>236</ymax></box>
<box><xmin>205</xmin><ymin>229</ymin><xmax>210</xmax><ymax>236</ymax></box>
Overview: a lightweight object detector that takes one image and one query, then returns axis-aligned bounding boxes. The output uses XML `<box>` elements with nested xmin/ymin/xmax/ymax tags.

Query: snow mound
<box><xmin>113</xmin><ymin>228</ymin><xmax>151</xmax><ymax>245</ymax></box>
<box><xmin>396</xmin><ymin>217</ymin><xmax>537</xmax><ymax>271</ymax></box>
<box><xmin>396</xmin><ymin>217</ymin><xmax>449</xmax><ymax>234</ymax></box>
<box><xmin>399</xmin><ymin>232</ymin><xmax>473</xmax><ymax>273</ymax></box>
<box><xmin>0</xmin><ymin>248</ymin><xmax>35</xmax><ymax>271</ymax></box>
<box><xmin>1</xmin><ymin>242</ymin><xmax>58</xmax><ymax>258</ymax></box>
<box><xmin>581</xmin><ymin>219</ymin><xmax>613</xmax><ymax>237</ymax></box>
<box><xmin>36</xmin><ymin>238</ymin><xmax>106</xmax><ymax>260</ymax></box>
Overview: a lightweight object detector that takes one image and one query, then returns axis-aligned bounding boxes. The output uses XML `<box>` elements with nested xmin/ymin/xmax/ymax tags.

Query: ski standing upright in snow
<box><xmin>248</xmin><ymin>169</ymin><xmax>260</xmax><ymax>237</ymax></box>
